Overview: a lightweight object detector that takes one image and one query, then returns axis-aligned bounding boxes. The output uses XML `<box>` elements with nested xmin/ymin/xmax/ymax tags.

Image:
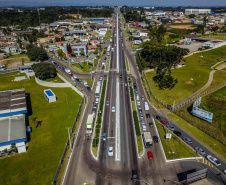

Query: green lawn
<box><xmin>145</xmin><ymin>46</ymin><xmax>226</xmax><ymax>105</ymax></box>
<box><xmin>105</xmin><ymin>30</ymin><xmax>112</xmax><ymax>41</ymax></box>
<box><xmin>43</xmin><ymin>75</ymin><xmax>64</xmax><ymax>83</ymax></box>
<box><xmin>205</xmin><ymin>70</ymin><xmax>226</xmax><ymax>91</ymax></box>
<box><xmin>72</xmin><ymin>62</ymin><xmax>93</xmax><ymax>73</ymax></box>
<box><xmin>79</xmin><ymin>78</ymin><xmax>93</xmax><ymax>88</ymax></box>
<box><xmin>125</xmin><ymin>56</ymin><xmax>129</xmax><ymax>71</ymax></box>
<box><xmin>155</xmin><ymin>120</ymin><xmax>198</xmax><ymax>160</ymax></box>
<box><xmin>201</xmin><ymin>33</ymin><xmax>226</xmax><ymax>40</ymax></box>
<box><xmin>0</xmin><ymin>72</ymin><xmax>82</xmax><ymax>185</ymax></box>
<box><xmin>167</xmin><ymin>112</ymin><xmax>226</xmax><ymax>159</ymax></box>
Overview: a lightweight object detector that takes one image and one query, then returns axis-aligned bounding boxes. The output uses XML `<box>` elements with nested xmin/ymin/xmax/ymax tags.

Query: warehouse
<box><xmin>0</xmin><ymin>89</ymin><xmax>28</xmax><ymax>155</ymax></box>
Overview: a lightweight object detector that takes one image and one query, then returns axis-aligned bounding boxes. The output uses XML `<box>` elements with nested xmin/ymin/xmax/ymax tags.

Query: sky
<box><xmin>0</xmin><ymin>0</ymin><xmax>226</xmax><ymax>7</ymax></box>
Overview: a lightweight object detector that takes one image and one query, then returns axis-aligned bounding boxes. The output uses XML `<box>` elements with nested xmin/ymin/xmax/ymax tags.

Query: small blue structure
<box><xmin>44</xmin><ymin>89</ymin><xmax>56</xmax><ymax>103</ymax></box>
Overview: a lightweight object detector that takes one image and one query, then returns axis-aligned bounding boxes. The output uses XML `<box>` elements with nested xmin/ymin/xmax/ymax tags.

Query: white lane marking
<box><xmin>116</xmin><ymin>13</ymin><xmax>119</xmax><ymax>70</ymax></box>
<box><xmin>115</xmin><ymin>80</ymin><xmax>121</xmax><ymax>161</ymax></box>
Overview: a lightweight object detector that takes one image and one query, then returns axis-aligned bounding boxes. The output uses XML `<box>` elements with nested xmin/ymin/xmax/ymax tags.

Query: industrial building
<box><xmin>185</xmin><ymin>9</ymin><xmax>211</xmax><ymax>15</ymax></box>
<box><xmin>0</xmin><ymin>89</ymin><xmax>28</xmax><ymax>154</ymax></box>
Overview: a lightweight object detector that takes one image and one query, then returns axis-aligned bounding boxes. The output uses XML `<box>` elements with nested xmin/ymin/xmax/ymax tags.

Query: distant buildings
<box><xmin>185</xmin><ymin>9</ymin><xmax>211</xmax><ymax>15</ymax></box>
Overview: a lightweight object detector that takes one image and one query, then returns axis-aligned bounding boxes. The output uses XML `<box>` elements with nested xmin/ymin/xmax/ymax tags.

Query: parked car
<box><xmin>174</xmin><ymin>130</ymin><xmax>181</xmax><ymax>136</ymax></box>
<box><xmin>137</xmin><ymin>101</ymin><xmax>141</xmax><ymax>106</ymax></box>
<box><xmin>183</xmin><ymin>137</ymin><xmax>192</xmax><ymax>144</ymax></box>
<box><xmin>153</xmin><ymin>136</ymin><xmax>158</xmax><ymax>143</ymax></box>
<box><xmin>140</xmin><ymin>114</ymin><xmax>144</xmax><ymax>119</ymax></box>
<box><xmin>206</xmin><ymin>155</ymin><xmax>221</xmax><ymax>166</ymax></box>
<box><xmin>106</xmin><ymin>101</ymin><xmax>110</xmax><ymax>106</ymax></box>
<box><xmin>108</xmin><ymin>147</ymin><xmax>113</xmax><ymax>156</ymax></box>
<box><xmin>155</xmin><ymin>115</ymin><xmax>161</xmax><ymax>121</ymax></box>
<box><xmin>147</xmin><ymin>151</ymin><xmax>153</xmax><ymax>159</ymax></box>
<box><xmin>112</xmin><ymin>106</ymin><xmax>116</xmax><ymax>112</ymax></box>
<box><xmin>195</xmin><ymin>147</ymin><xmax>205</xmax><ymax>155</ymax></box>
<box><xmin>102</xmin><ymin>133</ymin><xmax>107</xmax><ymax>141</ymax></box>
<box><xmin>160</xmin><ymin>120</ymin><xmax>167</xmax><ymax>126</ymax></box>
<box><xmin>95</xmin><ymin>98</ymin><xmax>99</xmax><ymax>104</ymax></box>
<box><xmin>93</xmin><ymin>103</ymin><xmax>97</xmax><ymax>109</ymax></box>
<box><xmin>142</xmin><ymin>125</ymin><xmax>147</xmax><ymax>131</ymax></box>
<box><xmin>149</xmin><ymin>122</ymin><xmax>153</xmax><ymax>127</ymax></box>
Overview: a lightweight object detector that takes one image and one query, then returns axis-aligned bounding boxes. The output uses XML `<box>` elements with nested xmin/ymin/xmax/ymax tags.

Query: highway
<box><xmin>60</xmin><ymin>9</ymin><xmax>226</xmax><ymax>185</ymax></box>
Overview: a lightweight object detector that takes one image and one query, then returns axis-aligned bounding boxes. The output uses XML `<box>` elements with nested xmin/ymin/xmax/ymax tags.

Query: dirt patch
<box><xmin>170</xmin><ymin>25</ymin><xmax>195</xmax><ymax>30</ymax></box>
<box><xmin>0</xmin><ymin>57</ymin><xmax>30</xmax><ymax>69</ymax></box>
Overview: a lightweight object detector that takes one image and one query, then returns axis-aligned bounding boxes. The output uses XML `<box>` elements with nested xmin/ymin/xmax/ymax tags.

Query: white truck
<box><xmin>86</xmin><ymin>114</ymin><xmax>94</xmax><ymax>134</ymax></box>
<box><xmin>142</xmin><ymin>132</ymin><xmax>153</xmax><ymax>147</ymax></box>
<box><xmin>144</xmin><ymin>102</ymin><xmax>149</xmax><ymax>111</ymax></box>
<box><xmin>65</xmin><ymin>68</ymin><xmax>71</xmax><ymax>74</ymax></box>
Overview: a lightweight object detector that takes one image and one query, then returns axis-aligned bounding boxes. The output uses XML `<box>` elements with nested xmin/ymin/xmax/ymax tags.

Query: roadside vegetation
<box><xmin>72</xmin><ymin>62</ymin><xmax>94</xmax><ymax>73</ymax></box>
<box><xmin>79</xmin><ymin>78</ymin><xmax>93</xmax><ymax>88</ymax></box>
<box><xmin>105</xmin><ymin>30</ymin><xmax>112</xmax><ymax>41</ymax></box>
<box><xmin>167</xmin><ymin>112</ymin><xmax>226</xmax><ymax>159</ymax></box>
<box><xmin>105</xmin><ymin>57</ymin><xmax>110</xmax><ymax>72</ymax></box>
<box><xmin>92</xmin><ymin>79</ymin><xmax>107</xmax><ymax>155</ymax></box>
<box><xmin>145</xmin><ymin>45</ymin><xmax>226</xmax><ymax>106</ymax></box>
<box><xmin>155</xmin><ymin>120</ymin><xmax>198</xmax><ymax>160</ymax></box>
<box><xmin>0</xmin><ymin>72</ymin><xmax>82</xmax><ymax>185</ymax></box>
<box><xmin>129</xmin><ymin>79</ymin><xmax>143</xmax><ymax>154</ymax></box>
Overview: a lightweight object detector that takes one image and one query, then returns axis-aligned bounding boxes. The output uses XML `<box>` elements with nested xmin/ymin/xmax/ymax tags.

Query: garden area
<box><xmin>0</xmin><ymin>71</ymin><xmax>82</xmax><ymax>185</ymax></box>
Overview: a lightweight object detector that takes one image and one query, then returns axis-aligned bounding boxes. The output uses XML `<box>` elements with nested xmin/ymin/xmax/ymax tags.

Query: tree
<box><xmin>67</xmin><ymin>44</ymin><xmax>72</xmax><ymax>54</ymax></box>
<box><xmin>27</xmin><ymin>45</ymin><xmax>48</xmax><ymax>61</ymax></box>
<box><xmin>93</xmin><ymin>49</ymin><xmax>98</xmax><ymax>54</ymax></box>
<box><xmin>188</xmin><ymin>14</ymin><xmax>196</xmax><ymax>18</ymax></box>
<box><xmin>212</xmin><ymin>26</ymin><xmax>219</xmax><ymax>32</ymax></box>
<box><xmin>80</xmin><ymin>50</ymin><xmax>85</xmax><ymax>56</ymax></box>
<box><xmin>71</xmin><ymin>51</ymin><xmax>75</xmax><ymax>56</ymax></box>
<box><xmin>32</xmin><ymin>63</ymin><xmax>57</xmax><ymax>80</ymax></box>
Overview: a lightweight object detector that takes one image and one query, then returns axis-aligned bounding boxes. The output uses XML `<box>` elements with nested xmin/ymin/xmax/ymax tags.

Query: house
<box><xmin>88</xmin><ymin>45</ymin><xmax>97</xmax><ymax>53</ymax></box>
<box><xmin>63</xmin><ymin>43</ymin><xmax>87</xmax><ymax>57</ymax></box>
<box><xmin>184</xmin><ymin>34</ymin><xmax>198</xmax><ymax>41</ymax></box>
<box><xmin>139</xmin><ymin>32</ymin><xmax>148</xmax><ymax>37</ymax></box>
<box><xmin>203</xmin><ymin>40</ymin><xmax>223</xmax><ymax>48</ymax></box>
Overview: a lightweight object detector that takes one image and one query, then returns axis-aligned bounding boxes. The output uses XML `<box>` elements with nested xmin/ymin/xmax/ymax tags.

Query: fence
<box><xmin>0</xmin><ymin>68</ymin><xmax>19</xmax><ymax>74</ymax></box>
<box><xmin>52</xmin><ymin>97</ymin><xmax>85</xmax><ymax>185</ymax></box>
<box><xmin>172</xmin><ymin>82</ymin><xmax>226</xmax><ymax>111</ymax></box>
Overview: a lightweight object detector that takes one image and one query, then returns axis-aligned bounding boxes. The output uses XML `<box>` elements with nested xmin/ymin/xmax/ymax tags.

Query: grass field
<box><xmin>201</xmin><ymin>33</ymin><xmax>226</xmax><ymax>40</ymax></box>
<box><xmin>125</xmin><ymin>56</ymin><xmax>129</xmax><ymax>71</ymax></box>
<box><xmin>43</xmin><ymin>75</ymin><xmax>64</xmax><ymax>83</ymax></box>
<box><xmin>205</xmin><ymin>70</ymin><xmax>226</xmax><ymax>91</ymax></box>
<box><xmin>167</xmin><ymin>112</ymin><xmax>226</xmax><ymax>159</ymax></box>
<box><xmin>72</xmin><ymin>62</ymin><xmax>93</xmax><ymax>73</ymax></box>
<box><xmin>145</xmin><ymin>45</ymin><xmax>226</xmax><ymax>105</ymax></box>
<box><xmin>0</xmin><ymin>72</ymin><xmax>82</xmax><ymax>185</ymax></box>
<box><xmin>155</xmin><ymin>120</ymin><xmax>198</xmax><ymax>160</ymax></box>
<box><xmin>105</xmin><ymin>30</ymin><xmax>112</xmax><ymax>41</ymax></box>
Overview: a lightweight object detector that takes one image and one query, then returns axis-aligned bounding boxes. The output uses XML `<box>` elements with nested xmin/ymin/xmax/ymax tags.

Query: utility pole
<box><xmin>37</xmin><ymin>8</ymin><xmax>41</xmax><ymax>31</ymax></box>
<box><xmin>66</xmin><ymin>127</ymin><xmax>72</xmax><ymax>149</ymax></box>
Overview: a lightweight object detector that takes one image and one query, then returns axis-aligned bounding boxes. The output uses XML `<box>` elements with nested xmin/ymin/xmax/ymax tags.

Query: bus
<box><xmin>142</xmin><ymin>132</ymin><xmax>153</xmax><ymax>147</ymax></box>
<box><xmin>95</xmin><ymin>84</ymin><xmax>101</xmax><ymax>97</ymax></box>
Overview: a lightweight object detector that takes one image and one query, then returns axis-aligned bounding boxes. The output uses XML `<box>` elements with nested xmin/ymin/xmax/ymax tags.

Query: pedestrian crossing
<box><xmin>196</xmin><ymin>158</ymin><xmax>214</xmax><ymax>167</ymax></box>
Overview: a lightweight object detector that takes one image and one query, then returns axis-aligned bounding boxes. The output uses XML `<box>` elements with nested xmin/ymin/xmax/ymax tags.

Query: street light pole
<box><xmin>66</xmin><ymin>127</ymin><xmax>72</xmax><ymax>149</ymax></box>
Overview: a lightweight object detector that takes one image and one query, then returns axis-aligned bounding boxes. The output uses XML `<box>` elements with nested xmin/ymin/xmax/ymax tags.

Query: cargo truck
<box><xmin>86</xmin><ymin>114</ymin><xmax>94</xmax><ymax>134</ymax></box>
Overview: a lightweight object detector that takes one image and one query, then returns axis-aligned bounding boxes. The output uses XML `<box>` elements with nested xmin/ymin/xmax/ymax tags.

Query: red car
<box><xmin>160</xmin><ymin>120</ymin><xmax>167</xmax><ymax>126</ymax></box>
<box><xmin>147</xmin><ymin>151</ymin><xmax>153</xmax><ymax>159</ymax></box>
<box><xmin>70</xmin><ymin>73</ymin><xmax>74</xmax><ymax>77</ymax></box>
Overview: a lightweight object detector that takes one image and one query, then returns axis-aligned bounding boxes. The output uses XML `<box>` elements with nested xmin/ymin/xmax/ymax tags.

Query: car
<box><xmin>223</xmin><ymin>169</ymin><xmax>226</xmax><ymax>174</ymax></box>
<box><xmin>155</xmin><ymin>115</ymin><xmax>161</xmax><ymax>121</ymax></box>
<box><xmin>140</xmin><ymin>114</ymin><xmax>143</xmax><ymax>119</ymax></box>
<box><xmin>133</xmin><ymin>82</ymin><xmax>137</xmax><ymax>86</ymax></box>
<box><xmin>160</xmin><ymin>120</ymin><xmax>167</xmax><ymax>126</ymax></box>
<box><xmin>149</xmin><ymin>122</ymin><xmax>153</xmax><ymax>127</ymax></box>
<box><xmin>139</xmin><ymin>110</ymin><xmax>142</xmax><ymax>114</ymax></box>
<box><xmin>141</xmin><ymin>96</ymin><xmax>144</xmax><ymax>100</ymax></box>
<box><xmin>153</xmin><ymin>136</ymin><xmax>158</xmax><ymax>143</ymax></box>
<box><xmin>206</xmin><ymin>155</ymin><xmax>221</xmax><ymax>166</ymax></box>
<box><xmin>138</xmin><ymin>105</ymin><xmax>142</xmax><ymax>111</ymax></box>
<box><xmin>112</xmin><ymin>106</ymin><xmax>116</xmax><ymax>112</ymax></box>
<box><xmin>125</xmin><ymin>83</ymin><xmax>127</xmax><ymax>86</ymax></box>
<box><xmin>1</xmin><ymin>64</ymin><xmax>6</xmax><ymax>68</ymax></box>
<box><xmin>142</xmin><ymin>125</ymin><xmax>147</xmax><ymax>131</ymax></box>
<box><xmin>106</xmin><ymin>101</ymin><xmax>110</xmax><ymax>106</ymax></box>
<box><xmin>108</xmin><ymin>147</ymin><xmax>113</xmax><ymax>156</ymax></box>
<box><xmin>92</xmin><ymin>108</ymin><xmax>96</xmax><ymax>114</ymax></box>
<box><xmin>134</xmin><ymin>85</ymin><xmax>137</xmax><ymax>89</ymax></box>
<box><xmin>102</xmin><ymin>133</ymin><xmax>107</xmax><ymax>141</ymax></box>
<box><xmin>100</xmin><ymin>75</ymin><xmax>104</xmax><ymax>80</ymax></box>
<box><xmin>140</xmin><ymin>119</ymin><xmax>145</xmax><ymax>125</ymax></box>
<box><xmin>195</xmin><ymin>147</ymin><xmax>205</xmax><ymax>155</ymax></box>
<box><xmin>147</xmin><ymin>151</ymin><xmax>153</xmax><ymax>159</ymax></box>
<box><xmin>174</xmin><ymin>130</ymin><xmax>181</xmax><ymax>136</ymax></box>
<box><xmin>93</xmin><ymin>103</ymin><xmax>97</xmax><ymax>109</ymax></box>
<box><xmin>137</xmin><ymin>101</ymin><xmax>141</xmax><ymax>106</ymax></box>
<box><xmin>167</xmin><ymin>125</ymin><xmax>174</xmax><ymax>131</ymax></box>
<box><xmin>183</xmin><ymin>137</ymin><xmax>192</xmax><ymax>144</ymax></box>
<box><xmin>119</xmin><ymin>75</ymin><xmax>122</xmax><ymax>78</ymax></box>
<box><xmin>146</xmin><ymin>113</ymin><xmax>150</xmax><ymax>118</ymax></box>
<box><xmin>70</xmin><ymin>73</ymin><xmax>74</xmax><ymax>77</ymax></box>
<box><xmin>132</xmin><ymin>170</ymin><xmax>138</xmax><ymax>179</ymax></box>
<box><xmin>95</xmin><ymin>98</ymin><xmax>99</xmax><ymax>104</ymax></box>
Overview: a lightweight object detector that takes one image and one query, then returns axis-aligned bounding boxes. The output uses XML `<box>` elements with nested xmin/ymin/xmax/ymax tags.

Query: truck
<box><xmin>110</xmin><ymin>38</ymin><xmax>112</xmax><ymax>43</ymax></box>
<box><xmin>144</xmin><ymin>102</ymin><xmax>149</xmax><ymax>111</ymax></box>
<box><xmin>83</xmin><ymin>81</ymin><xmax>88</xmax><ymax>87</ymax></box>
<box><xmin>142</xmin><ymin>132</ymin><xmax>153</xmax><ymax>147</ymax></box>
<box><xmin>64</xmin><ymin>68</ymin><xmax>71</xmax><ymax>74</ymax></box>
<box><xmin>86</xmin><ymin>114</ymin><xmax>94</xmax><ymax>134</ymax></box>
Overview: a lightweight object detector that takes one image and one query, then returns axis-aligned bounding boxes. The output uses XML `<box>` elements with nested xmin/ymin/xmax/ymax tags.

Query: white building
<box><xmin>185</xmin><ymin>9</ymin><xmax>211</xmax><ymax>15</ymax></box>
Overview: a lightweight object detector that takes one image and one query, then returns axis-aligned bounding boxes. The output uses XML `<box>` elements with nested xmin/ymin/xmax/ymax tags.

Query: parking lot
<box><xmin>176</xmin><ymin>42</ymin><xmax>203</xmax><ymax>53</ymax></box>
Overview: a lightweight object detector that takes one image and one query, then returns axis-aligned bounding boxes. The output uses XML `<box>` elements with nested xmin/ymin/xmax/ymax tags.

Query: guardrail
<box><xmin>52</xmin><ymin>97</ymin><xmax>85</xmax><ymax>185</ymax></box>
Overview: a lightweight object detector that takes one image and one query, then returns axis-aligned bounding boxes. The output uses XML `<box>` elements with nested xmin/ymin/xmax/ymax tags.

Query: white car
<box><xmin>206</xmin><ymin>155</ymin><xmax>221</xmax><ymax>166</ymax></box>
<box><xmin>95</xmin><ymin>98</ymin><xmax>99</xmax><ymax>104</ymax></box>
<box><xmin>137</xmin><ymin>101</ymin><xmax>141</xmax><ymax>106</ymax></box>
<box><xmin>125</xmin><ymin>83</ymin><xmax>127</xmax><ymax>86</ymax></box>
<box><xmin>112</xmin><ymin>106</ymin><xmax>116</xmax><ymax>112</ymax></box>
<box><xmin>142</xmin><ymin>125</ymin><xmax>147</xmax><ymax>131</ymax></box>
<box><xmin>108</xmin><ymin>147</ymin><xmax>113</xmax><ymax>156</ymax></box>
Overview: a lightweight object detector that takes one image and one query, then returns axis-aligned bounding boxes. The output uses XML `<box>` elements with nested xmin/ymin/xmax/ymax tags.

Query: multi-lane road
<box><xmin>56</xmin><ymin>10</ymin><xmax>226</xmax><ymax>185</ymax></box>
